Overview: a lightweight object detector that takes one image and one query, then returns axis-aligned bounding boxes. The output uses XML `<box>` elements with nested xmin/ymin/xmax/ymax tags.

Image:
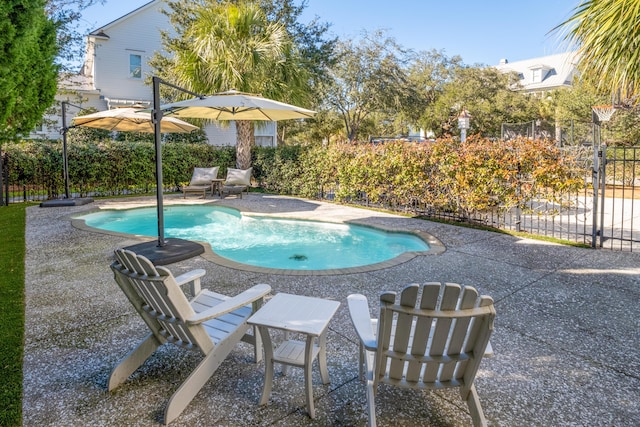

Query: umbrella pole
<box><xmin>153</xmin><ymin>76</ymin><xmax>166</xmax><ymax>247</ymax></box>
<box><xmin>151</xmin><ymin>76</ymin><xmax>202</xmax><ymax>247</ymax></box>
<box><xmin>61</xmin><ymin>102</ymin><xmax>71</xmax><ymax>199</ymax></box>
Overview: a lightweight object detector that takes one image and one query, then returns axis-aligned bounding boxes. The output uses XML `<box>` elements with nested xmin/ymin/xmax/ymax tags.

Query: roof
<box><xmin>88</xmin><ymin>0</ymin><xmax>157</xmax><ymax>36</ymax></box>
<box><xmin>58</xmin><ymin>73</ymin><xmax>99</xmax><ymax>93</ymax></box>
<box><xmin>495</xmin><ymin>52</ymin><xmax>579</xmax><ymax>92</ymax></box>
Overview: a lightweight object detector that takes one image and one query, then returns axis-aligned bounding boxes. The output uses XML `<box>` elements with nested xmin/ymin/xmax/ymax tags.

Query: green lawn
<box><xmin>0</xmin><ymin>203</ymin><xmax>26</xmax><ymax>427</ymax></box>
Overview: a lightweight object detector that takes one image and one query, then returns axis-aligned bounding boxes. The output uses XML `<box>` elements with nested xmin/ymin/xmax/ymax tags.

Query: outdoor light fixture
<box><xmin>458</xmin><ymin>109</ymin><xmax>470</xmax><ymax>142</ymax></box>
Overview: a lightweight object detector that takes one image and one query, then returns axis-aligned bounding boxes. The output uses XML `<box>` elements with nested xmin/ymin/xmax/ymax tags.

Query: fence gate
<box><xmin>592</xmin><ymin>145</ymin><xmax>639</xmax><ymax>251</ymax></box>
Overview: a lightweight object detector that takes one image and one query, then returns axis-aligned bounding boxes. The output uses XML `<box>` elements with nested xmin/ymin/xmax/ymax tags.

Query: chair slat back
<box><xmin>111</xmin><ymin>249</ymin><xmax>212</xmax><ymax>352</ymax></box>
<box><xmin>376</xmin><ymin>282</ymin><xmax>495</xmax><ymax>390</ymax></box>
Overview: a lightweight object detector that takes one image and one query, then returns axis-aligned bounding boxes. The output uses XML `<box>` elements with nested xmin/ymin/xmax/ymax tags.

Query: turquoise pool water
<box><xmin>80</xmin><ymin>205</ymin><xmax>430</xmax><ymax>270</ymax></box>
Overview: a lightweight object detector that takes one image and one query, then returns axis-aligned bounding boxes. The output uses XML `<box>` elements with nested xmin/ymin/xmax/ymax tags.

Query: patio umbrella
<box><xmin>68</xmin><ymin>102</ymin><xmax>206</xmax><ymax>261</ymax></box>
<box><xmin>148</xmin><ymin>82</ymin><xmax>316</xmax><ymax>249</ymax></box>
<box><xmin>41</xmin><ymin>105</ymin><xmax>198</xmax><ymax>208</ymax></box>
<box><xmin>160</xmin><ymin>89</ymin><xmax>317</xmax><ymax>121</ymax></box>
<box><xmin>71</xmin><ymin>107</ymin><xmax>199</xmax><ymax>133</ymax></box>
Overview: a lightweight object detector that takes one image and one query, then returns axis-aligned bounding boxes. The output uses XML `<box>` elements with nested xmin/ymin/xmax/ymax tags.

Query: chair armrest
<box><xmin>175</xmin><ymin>269</ymin><xmax>206</xmax><ymax>285</ymax></box>
<box><xmin>174</xmin><ymin>269</ymin><xmax>206</xmax><ymax>295</ymax></box>
<box><xmin>187</xmin><ymin>284</ymin><xmax>272</xmax><ymax>324</ymax></box>
<box><xmin>347</xmin><ymin>294</ymin><xmax>377</xmax><ymax>350</ymax></box>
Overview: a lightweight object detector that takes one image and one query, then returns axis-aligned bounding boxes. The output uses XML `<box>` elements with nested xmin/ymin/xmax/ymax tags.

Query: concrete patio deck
<box><xmin>23</xmin><ymin>193</ymin><xmax>640</xmax><ymax>426</ymax></box>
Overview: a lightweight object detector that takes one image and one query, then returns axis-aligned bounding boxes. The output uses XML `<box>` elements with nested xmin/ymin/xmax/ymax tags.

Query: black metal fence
<box><xmin>316</xmin><ymin>144</ymin><xmax>638</xmax><ymax>252</ymax></box>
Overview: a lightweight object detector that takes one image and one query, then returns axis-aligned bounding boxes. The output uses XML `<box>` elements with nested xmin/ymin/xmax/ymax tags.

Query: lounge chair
<box><xmin>221</xmin><ymin>167</ymin><xmax>252</xmax><ymax>198</ymax></box>
<box><xmin>348</xmin><ymin>282</ymin><xmax>495</xmax><ymax>427</ymax></box>
<box><xmin>182</xmin><ymin>167</ymin><xmax>219</xmax><ymax>198</ymax></box>
<box><xmin>108</xmin><ymin>248</ymin><xmax>271</xmax><ymax>424</ymax></box>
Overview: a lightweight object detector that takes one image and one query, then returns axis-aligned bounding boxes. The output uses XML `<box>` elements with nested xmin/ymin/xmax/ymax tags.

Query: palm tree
<box><xmin>558</xmin><ymin>0</ymin><xmax>640</xmax><ymax>103</ymax></box>
<box><xmin>157</xmin><ymin>1</ymin><xmax>310</xmax><ymax>169</ymax></box>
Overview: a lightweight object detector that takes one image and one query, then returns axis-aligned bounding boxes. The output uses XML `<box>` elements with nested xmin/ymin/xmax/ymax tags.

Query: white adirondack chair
<box><xmin>108</xmin><ymin>248</ymin><xmax>271</xmax><ymax>425</ymax></box>
<box><xmin>348</xmin><ymin>282</ymin><xmax>495</xmax><ymax>427</ymax></box>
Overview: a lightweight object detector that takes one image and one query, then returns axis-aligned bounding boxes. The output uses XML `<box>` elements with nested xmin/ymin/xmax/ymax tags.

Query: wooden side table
<box><xmin>247</xmin><ymin>293</ymin><xmax>340</xmax><ymax>418</ymax></box>
<box><xmin>210</xmin><ymin>178</ymin><xmax>225</xmax><ymax>198</ymax></box>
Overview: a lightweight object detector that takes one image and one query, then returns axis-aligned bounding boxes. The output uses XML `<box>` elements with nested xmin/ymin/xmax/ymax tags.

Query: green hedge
<box><xmin>4</xmin><ymin>137</ymin><xmax>585</xmax><ymax>218</ymax></box>
<box><xmin>3</xmin><ymin>140</ymin><xmax>236</xmax><ymax>197</ymax></box>
<box><xmin>254</xmin><ymin>137</ymin><xmax>586</xmax><ymax>218</ymax></box>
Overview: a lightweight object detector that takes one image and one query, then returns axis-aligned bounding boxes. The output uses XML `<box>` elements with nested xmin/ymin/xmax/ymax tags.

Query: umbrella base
<box><xmin>124</xmin><ymin>238</ymin><xmax>205</xmax><ymax>265</ymax></box>
<box><xmin>40</xmin><ymin>198</ymin><xmax>94</xmax><ymax>207</ymax></box>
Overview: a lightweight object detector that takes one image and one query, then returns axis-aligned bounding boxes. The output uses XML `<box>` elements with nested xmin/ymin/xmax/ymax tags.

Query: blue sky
<box><xmin>79</xmin><ymin>0</ymin><xmax>580</xmax><ymax>66</ymax></box>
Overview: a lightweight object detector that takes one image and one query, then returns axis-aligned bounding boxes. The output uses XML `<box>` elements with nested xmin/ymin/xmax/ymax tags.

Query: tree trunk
<box><xmin>235</xmin><ymin>120</ymin><xmax>254</xmax><ymax>169</ymax></box>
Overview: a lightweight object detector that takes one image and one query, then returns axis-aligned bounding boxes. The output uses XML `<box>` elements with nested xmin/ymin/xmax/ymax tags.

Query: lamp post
<box><xmin>458</xmin><ymin>109</ymin><xmax>470</xmax><ymax>142</ymax></box>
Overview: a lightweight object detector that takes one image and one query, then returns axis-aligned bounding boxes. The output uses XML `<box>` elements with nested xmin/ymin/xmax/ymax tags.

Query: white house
<box><xmin>495</xmin><ymin>51</ymin><xmax>579</xmax><ymax>95</ymax></box>
<box><xmin>38</xmin><ymin>0</ymin><xmax>277</xmax><ymax>146</ymax></box>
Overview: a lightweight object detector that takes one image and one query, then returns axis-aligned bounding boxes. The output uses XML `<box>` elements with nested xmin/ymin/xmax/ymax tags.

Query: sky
<box><xmin>78</xmin><ymin>0</ymin><xmax>580</xmax><ymax>66</ymax></box>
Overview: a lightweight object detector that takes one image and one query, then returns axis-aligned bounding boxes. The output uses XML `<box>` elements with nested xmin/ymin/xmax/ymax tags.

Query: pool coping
<box><xmin>70</xmin><ymin>202</ymin><xmax>446</xmax><ymax>276</ymax></box>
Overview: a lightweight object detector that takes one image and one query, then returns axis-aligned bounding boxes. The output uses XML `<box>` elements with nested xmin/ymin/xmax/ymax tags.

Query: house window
<box><xmin>129</xmin><ymin>54</ymin><xmax>142</xmax><ymax>79</ymax></box>
<box><xmin>255</xmin><ymin>136</ymin><xmax>275</xmax><ymax>147</ymax></box>
<box><xmin>532</xmin><ymin>68</ymin><xmax>542</xmax><ymax>83</ymax></box>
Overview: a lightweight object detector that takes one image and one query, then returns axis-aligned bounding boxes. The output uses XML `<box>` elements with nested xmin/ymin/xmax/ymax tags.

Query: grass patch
<box><xmin>0</xmin><ymin>203</ymin><xmax>26</xmax><ymax>427</ymax></box>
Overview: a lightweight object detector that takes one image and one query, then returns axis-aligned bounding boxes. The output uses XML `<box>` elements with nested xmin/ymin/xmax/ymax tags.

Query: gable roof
<box><xmin>495</xmin><ymin>52</ymin><xmax>579</xmax><ymax>92</ymax></box>
<box><xmin>88</xmin><ymin>0</ymin><xmax>157</xmax><ymax>36</ymax></box>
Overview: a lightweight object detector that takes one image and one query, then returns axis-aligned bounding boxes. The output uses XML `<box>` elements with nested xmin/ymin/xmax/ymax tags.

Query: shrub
<box><xmin>252</xmin><ymin>137</ymin><xmax>585</xmax><ymax>218</ymax></box>
<box><xmin>2</xmin><ymin>139</ymin><xmax>237</xmax><ymax>196</ymax></box>
<box><xmin>4</xmin><ymin>137</ymin><xmax>585</xmax><ymax>220</ymax></box>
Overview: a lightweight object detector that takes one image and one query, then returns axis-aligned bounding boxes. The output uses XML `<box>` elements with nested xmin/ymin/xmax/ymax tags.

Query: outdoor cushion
<box><xmin>225</xmin><ymin>167</ymin><xmax>252</xmax><ymax>186</ymax></box>
<box><xmin>190</xmin><ymin>167</ymin><xmax>219</xmax><ymax>185</ymax></box>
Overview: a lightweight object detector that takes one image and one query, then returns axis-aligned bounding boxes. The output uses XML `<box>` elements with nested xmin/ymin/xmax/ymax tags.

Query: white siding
<box><xmin>44</xmin><ymin>0</ymin><xmax>278</xmax><ymax>146</ymax></box>
<box><xmin>255</xmin><ymin>121</ymin><xmax>277</xmax><ymax>147</ymax></box>
<box><xmin>30</xmin><ymin>77</ymin><xmax>106</xmax><ymax>139</ymax></box>
<box><xmin>202</xmin><ymin>121</ymin><xmax>277</xmax><ymax>146</ymax></box>
<box><xmin>204</xmin><ymin>123</ymin><xmax>236</xmax><ymax>146</ymax></box>
<box><xmin>91</xmin><ymin>1</ymin><xmax>169</xmax><ymax>101</ymax></box>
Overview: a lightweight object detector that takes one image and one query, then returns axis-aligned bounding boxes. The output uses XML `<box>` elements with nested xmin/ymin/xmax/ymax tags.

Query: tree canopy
<box><xmin>558</xmin><ymin>0</ymin><xmax>640</xmax><ymax>103</ymax></box>
<box><xmin>424</xmin><ymin>66</ymin><xmax>540</xmax><ymax>137</ymax></box>
<box><xmin>152</xmin><ymin>0</ymin><xmax>333</xmax><ymax>167</ymax></box>
<box><xmin>0</xmin><ymin>0</ymin><xmax>59</xmax><ymax>142</ymax></box>
<box><xmin>321</xmin><ymin>31</ymin><xmax>422</xmax><ymax>141</ymax></box>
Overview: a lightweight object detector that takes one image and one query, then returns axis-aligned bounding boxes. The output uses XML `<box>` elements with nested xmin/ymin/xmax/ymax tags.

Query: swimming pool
<box><xmin>79</xmin><ymin>205</ymin><xmax>431</xmax><ymax>271</ymax></box>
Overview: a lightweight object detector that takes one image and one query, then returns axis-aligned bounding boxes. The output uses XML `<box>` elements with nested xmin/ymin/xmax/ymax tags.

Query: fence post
<box><xmin>515</xmin><ymin>165</ymin><xmax>522</xmax><ymax>232</ymax></box>
<box><xmin>3</xmin><ymin>151</ymin><xmax>8</xmax><ymax>206</ymax></box>
<box><xmin>0</xmin><ymin>149</ymin><xmax>4</xmax><ymax>206</ymax></box>
<box><xmin>531</xmin><ymin>121</ymin><xmax>535</xmax><ymax>139</ymax></box>
<box><xmin>591</xmin><ymin>143</ymin><xmax>599</xmax><ymax>247</ymax></box>
<box><xmin>599</xmin><ymin>145</ymin><xmax>607</xmax><ymax>248</ymax></box>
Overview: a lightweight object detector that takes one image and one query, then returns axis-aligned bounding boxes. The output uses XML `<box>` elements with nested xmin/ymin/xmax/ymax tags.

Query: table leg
<box><xmin>318</xmin><ymin>330</ymin><xmax>330</xmax><ymax>384</ymax></box>
<box><xmin>257</xmin><ymin>326</ymin><xmax>274</xmax><ymax>405</ymax></box>
<box><xmin>304</xmin><ymin>334</ymin><xmax>316</xmax><ymax>418</ymax></box>
<box><xmin>282</xmin><ymin>331</ymin><xmax>289</xmax><ymax>376</ymax></box>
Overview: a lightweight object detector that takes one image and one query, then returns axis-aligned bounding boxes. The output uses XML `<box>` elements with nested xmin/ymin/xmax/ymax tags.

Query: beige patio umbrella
<box><xmin>42</xmin><ymin>106</ymin><xmax>197</xmax><ymax>206</ymax></box>
<box><xmin>69</xmin><ymin>102</ymin><xmax>204</xmax><ymax>260</ymax></box>
<box><xmin>147</xmin><ymin>78</ymin><xmax>316</xmax><ymax>252</ymax></box>
<box><xmin>160</xmin><ymin>89</ymin><xmax>316</xmax><ymax>121</ymax></box>
<box><xmin>72</xmin><ymin>107</ymin><xmax>199</xmax><ymax>133</ymax></box>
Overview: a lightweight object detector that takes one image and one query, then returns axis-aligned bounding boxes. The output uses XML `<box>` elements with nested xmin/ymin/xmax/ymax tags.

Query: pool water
<box><xmin>81</xmin><ymin>205</ymin><xmax>430</xmax><ymax>270</ymax></box>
